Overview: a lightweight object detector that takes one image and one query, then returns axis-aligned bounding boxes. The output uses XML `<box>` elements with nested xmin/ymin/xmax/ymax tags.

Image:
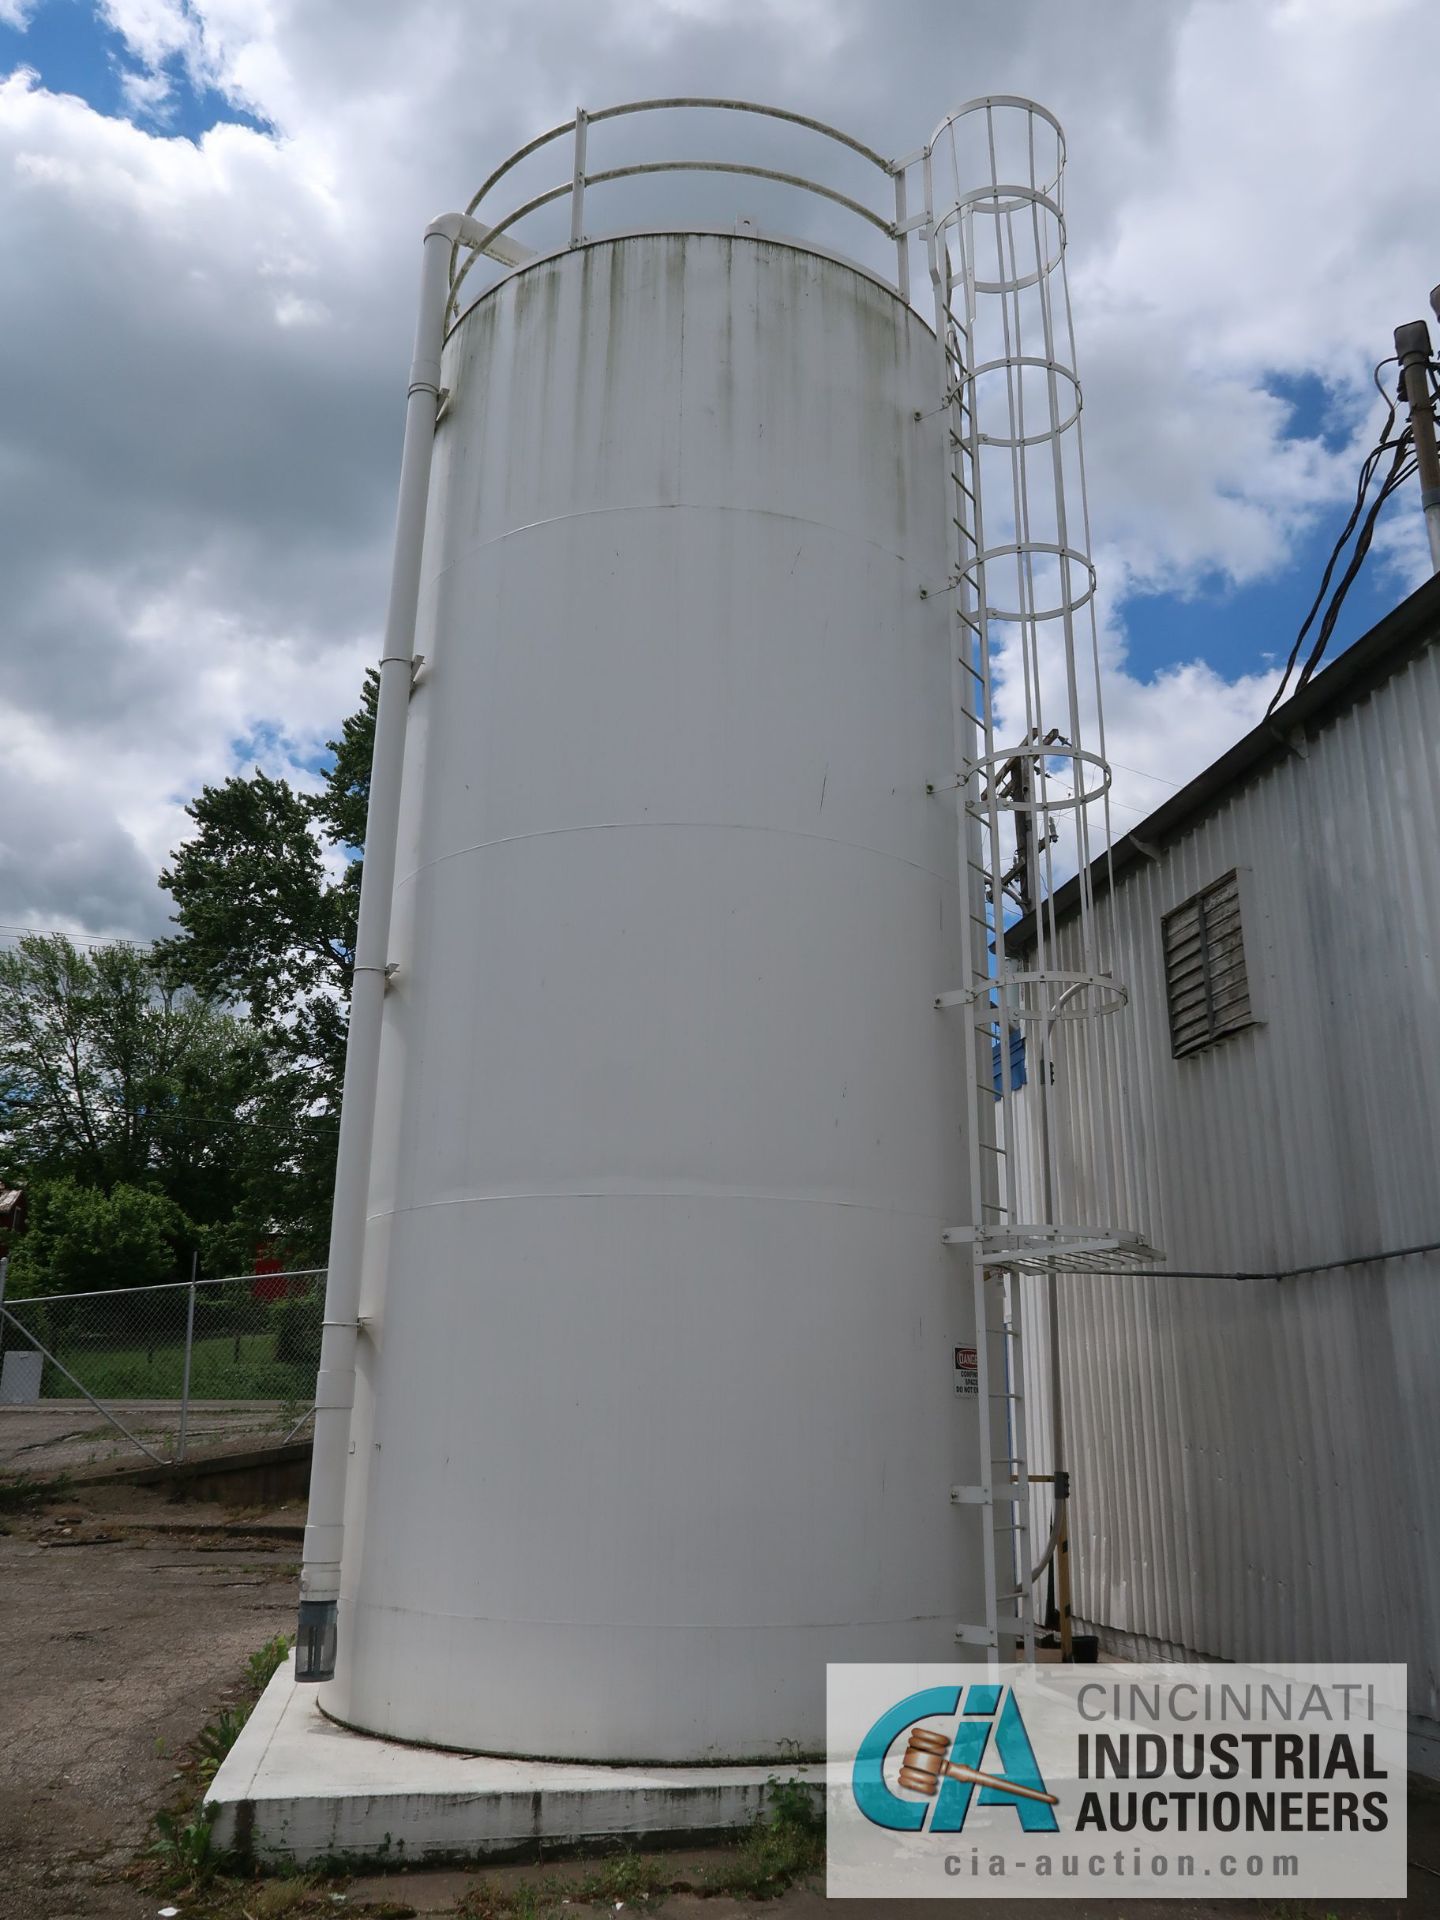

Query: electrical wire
<box><xmin>0</xmin><ymin>924</ymin><xmax>150</xmax><ymax>951</ymax></box>
<box><xmin>1267</xmin><ymin>358</ymin><xmax>1435</xmax><ymax>718</ymax></box>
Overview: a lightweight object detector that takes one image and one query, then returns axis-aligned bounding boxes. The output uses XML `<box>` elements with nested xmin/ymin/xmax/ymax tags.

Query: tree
<box><xmin>4</xmin><ymin>1176</ymin><xmax>194</xmax><ymax>1298</ymax></box>
<box><xmin>0</xmin><ymin>934</ymin><xmax>280</xmax><ymax>1224</ymax></box>
<box><xmin>156</xmin><ymin>670</ymin><xmax>377</xmax><ymax>1254</ymax></box>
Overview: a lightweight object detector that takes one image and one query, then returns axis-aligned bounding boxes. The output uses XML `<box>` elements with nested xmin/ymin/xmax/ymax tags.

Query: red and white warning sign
<box><xmin>954</xmin><ymin>1344</ymin><xmax>979</xmax><ymax>1396</ymax></box>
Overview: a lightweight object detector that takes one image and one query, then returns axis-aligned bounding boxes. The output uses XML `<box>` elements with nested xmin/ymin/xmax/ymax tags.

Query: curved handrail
<box><xmin>446</xmin><ymin>97</ymin><xmax>905</xmax><ymax>329</ymax></box>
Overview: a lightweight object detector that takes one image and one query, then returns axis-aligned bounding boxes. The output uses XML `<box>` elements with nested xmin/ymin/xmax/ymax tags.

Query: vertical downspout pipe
<box><xmin>296</xmin><ymin>216</ymin><xmax>469</xmax><ymax>1682</ymax></box>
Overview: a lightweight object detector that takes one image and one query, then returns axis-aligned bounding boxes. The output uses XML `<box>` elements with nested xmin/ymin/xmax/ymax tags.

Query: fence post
<box><xmin>177</xmin><ymin>1254</ymin><xmax>197</xmax><ymax>1463</ymax></box>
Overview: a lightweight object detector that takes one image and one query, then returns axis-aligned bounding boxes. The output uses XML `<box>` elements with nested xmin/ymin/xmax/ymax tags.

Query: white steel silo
<box><xmin>296</xmin><ymin>99</ymin><xmax>1120</xmax><ymax>1765</ymax></box>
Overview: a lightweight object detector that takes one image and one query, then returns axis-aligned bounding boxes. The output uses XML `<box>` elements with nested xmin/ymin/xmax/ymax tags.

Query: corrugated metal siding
<box><xmin>1017</xmin><ymin>635</ymin><xmax>1440</xmax><ymax>1743</ymax></box>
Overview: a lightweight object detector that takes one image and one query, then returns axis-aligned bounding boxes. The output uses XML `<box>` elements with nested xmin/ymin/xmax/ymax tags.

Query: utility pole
<box><xmin>1395</xmin><ymin>304</ymin><xmax>1440</xmax><ymax>575</ymax></box>
<box><xmin>999</xmin><ymin>746</ymin><xmax>1035</xmax><ymax>919</ymax></box>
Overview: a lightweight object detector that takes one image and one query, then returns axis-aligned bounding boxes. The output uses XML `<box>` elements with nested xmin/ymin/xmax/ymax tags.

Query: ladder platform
<box><xmin>951</xmin><ymin>1481</ymin><xmax>1028</xmax><ymax>1505</ymax></box>
<box><xmin>955</xmin><ymin>1617</ymin><xmax>1032</xmax><ymax>1650</ymax></box>
<box><xmin>943</xmin><ymin>1224</ymin><xmax>1164</xmax><ymax>1275</ymax></box>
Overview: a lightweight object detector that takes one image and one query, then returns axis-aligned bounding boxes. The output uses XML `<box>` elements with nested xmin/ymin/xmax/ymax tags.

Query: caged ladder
<box><xmin>916</xmin><ymin>98</ymin><xmax>1161</xmax><ymax>1666</ymax></box>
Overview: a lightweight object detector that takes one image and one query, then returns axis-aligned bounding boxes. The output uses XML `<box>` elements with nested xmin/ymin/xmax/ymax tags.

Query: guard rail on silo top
<box><xmin>444</xmin><ymin>98</ymin><xmax>926</xmax><ymax>327</ymax></box>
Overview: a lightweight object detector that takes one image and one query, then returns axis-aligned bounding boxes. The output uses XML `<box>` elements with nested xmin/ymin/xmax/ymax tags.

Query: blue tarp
<box><xmin>991</xmin><ymin>1025</ymin><xmax>1026</xmax><ymax>1097</ymax></box>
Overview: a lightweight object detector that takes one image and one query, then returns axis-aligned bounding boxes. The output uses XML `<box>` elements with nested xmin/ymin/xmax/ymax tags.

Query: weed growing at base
<box><xmin>455</xmin><ymin>1776</ymin><xmax>825</xmax><ymax>1916</ymax></box>
<box><xmin>147</xmin><ymin>1633</ymin><xmax>293</xmax><ymax>1888</ymax></box>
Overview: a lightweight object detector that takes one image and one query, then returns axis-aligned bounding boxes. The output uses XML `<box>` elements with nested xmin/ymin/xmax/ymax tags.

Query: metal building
<box><xmin>1009</xmin><ymin>574</ymin><xmax>1440</xmax><ymax>1770</ymax></box>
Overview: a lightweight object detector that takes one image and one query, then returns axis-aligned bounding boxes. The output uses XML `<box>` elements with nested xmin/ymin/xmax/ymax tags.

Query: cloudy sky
<box><xmin>1</xmin><ymin>0</ymin><xmax>1436</xmax><ymax>945</ymax></box>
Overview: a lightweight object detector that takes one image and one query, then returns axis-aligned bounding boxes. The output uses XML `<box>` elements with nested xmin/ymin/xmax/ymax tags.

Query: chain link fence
<box><xmin>0</xmin><ymin>1264</ymin><xmax>325</xmax><ymax>1466</ymax></box>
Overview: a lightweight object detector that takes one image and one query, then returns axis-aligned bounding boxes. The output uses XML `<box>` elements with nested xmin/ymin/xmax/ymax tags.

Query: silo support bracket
<box><xmin>352</xmin><ymin>961</ymin><xmax>399</xmax><ymax>991</ymax></box>
<box><xmin>377</xmin><ymin>652</ymin><xmax>427</xmax><ymax>692</ymax></box>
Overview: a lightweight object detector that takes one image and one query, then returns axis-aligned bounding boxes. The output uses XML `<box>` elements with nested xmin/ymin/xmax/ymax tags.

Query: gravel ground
<box><xmin>0</xmin><ymin>1401</ymin><xmax>306</xmax><ymax>1477</ymax></box>
<box><xmin>0</xmin><ymin>1484</ymin><xmax>298</xmax><ymax>1919</ymax></box>
<box><xmin>0</xmin><ymin>1474</ymin><xmax>1436</xmax><ymax>1919</ymax></box>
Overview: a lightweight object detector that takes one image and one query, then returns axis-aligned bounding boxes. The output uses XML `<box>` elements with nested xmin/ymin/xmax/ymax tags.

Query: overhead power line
<box><xmin>1267</xmin><ymin>348</ymin><xmax>1438</xmax><ymax>718</ymax></box>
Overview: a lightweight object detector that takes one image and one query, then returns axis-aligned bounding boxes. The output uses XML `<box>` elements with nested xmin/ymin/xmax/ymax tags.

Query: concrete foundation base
<box><xmin>206</xmin><ymin>1656</ymin><xmax>824</xmax><ymax>1867</ymax></box>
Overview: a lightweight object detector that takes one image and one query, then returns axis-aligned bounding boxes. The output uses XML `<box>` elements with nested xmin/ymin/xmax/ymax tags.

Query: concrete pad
<box><xmin>207</xmin><ymin>1655</ymin><xmax>823</xmax><ymax>1867</ymax></box>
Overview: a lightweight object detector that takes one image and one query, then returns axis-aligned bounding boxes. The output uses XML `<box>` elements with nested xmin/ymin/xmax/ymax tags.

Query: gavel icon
<box><xmin>898</xmin><ymin>1726</ymin><xmax>1059</xmax><ymax>1806</ymax></box>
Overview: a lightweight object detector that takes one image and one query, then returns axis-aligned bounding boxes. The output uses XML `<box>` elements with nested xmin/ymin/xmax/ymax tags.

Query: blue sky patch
<box><xmin>1119</xmin><ymin>508</ymin><xmax>1403</xmax><ymax>690</ymax></box>
<box><xmin>1</xmin><ymin>0</ymin><xmax>267</xmax><ymax>139</ymax></box>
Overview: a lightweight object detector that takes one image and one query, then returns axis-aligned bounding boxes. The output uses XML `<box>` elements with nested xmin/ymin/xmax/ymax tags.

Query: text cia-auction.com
<box><xmin>825</xmin><ymin>1662</ymin><xmax>1407</xmax><ymax>1900</ymax></box>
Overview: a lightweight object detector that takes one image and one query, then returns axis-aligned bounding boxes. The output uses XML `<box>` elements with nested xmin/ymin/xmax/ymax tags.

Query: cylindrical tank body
<box><xmin>323</xmin><ymin>231</ymin><xmax>981</xmax><ymax>1761</ymax></box>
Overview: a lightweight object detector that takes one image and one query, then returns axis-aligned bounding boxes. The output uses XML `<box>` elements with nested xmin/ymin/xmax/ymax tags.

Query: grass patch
<box><xmin>36</xmin><ymin>1330</ymin><xmax>315</xmax><ymax>1401</ymax></box>
<box><xmin>457</xmin><ymin>1777</ymin><xmax>825</xmax><ymax>1916</ymax></box>
<box><xmin>0</xmin><ymin>1470</ymin><xmax>71</xmax><ymax>1524</ymax></box>
<box><xmin>0</xmin><ymin>1473</ymin><xmax>51</xmax><ymax>1514</ymax></box>
<box><xmin>701</xmin><ymin>1775</ymin><xmax>826</xmax><ymax>1897</ymax></box>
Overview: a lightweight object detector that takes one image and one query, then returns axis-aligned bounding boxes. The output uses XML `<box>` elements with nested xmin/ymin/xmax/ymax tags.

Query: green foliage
<box><xmin>156</xmin><ymin>671</ymin><xmax>378</xmax><ymax>1259</ymax></box>
<box><xmin>717</xmin><ymin>1775</ymin><xmax>826</xmax><ymax>1896</ymax></box>
<box><xmin>272</xmin><ymin>1290</ymin><xmax>322</xmax><ymax>1371</ymax></box>
<box><xmin>457</xmin><ymin>1778</ymin><xmax>825</xmax><ymax>1916</ymax></box>
<box><xmin>149</xmin><ymin>1634</ymin><xmax>296</xmax><ymax>1891</ymax></box>
<box><xmin>5</xmin><ymin>1175</ymin><xmax>195</xmax><ymax>1296</ymax></box>
<box><xmin>1</xmin><ymin>677</ymin><xmax>381</xmax><ymax>1296</ymax></box>
<box><xmin>22</xmin><ymin>1319</ymin><xmax>318</xmax><ymax>1402</ymax></box>
<box><xmin>245</xmin><ymin>1634</ymin><xmax>293</xmax><ymax>1693</ymax></box>
<box><xmin>150</xmin><ymin>1801</ymin><xmax>221</xmax><ymax>1887</ymax></box>
<box><xmin>0</xmin><ymin>1473</ymin><xmax>49</xmax><ymax>1513</ymax></box>
<box><xmin>0</xmin><ymin>930</ymin><xmax>306</xmax><ymax>1290</ymax></box>
<box><xmin>195</xmin><ymin>1706</ymin><xmax>251</xmax><ymax>1782</ymax></box>
<box><xmin>316</xmin><ymin>666</ymin><xmax>377</xmax><ymax>861</ymax></box>
<box><xmin>157</xmin><ymin>770</ymin><xmax>349</xmax><ymax>1030</ymax></box>
<box><xmin>761</xmin><ymin>1772</ymin><xmax>825</xmax><ymax>1837</ymax></box>
<box><xmin>0</xmin><ymin>935</ymin><xmax>271</xmax><ymax>1203</ymax></box>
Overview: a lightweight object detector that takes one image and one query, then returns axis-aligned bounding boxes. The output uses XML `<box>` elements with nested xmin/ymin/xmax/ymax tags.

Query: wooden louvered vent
<box><xmin>1161</xmin><ymin>871</ymin><xmax>1253</xmax><ymax>1058</ymax></box>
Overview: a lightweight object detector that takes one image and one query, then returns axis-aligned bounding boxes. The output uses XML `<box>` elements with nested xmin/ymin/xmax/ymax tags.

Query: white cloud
<box><xmin>117</xmin><ymin>63</ymin><xmax>172</xmax><ymax>118</ymax></box>
<box><xmin>0</xmin><ymin>0</ymin><xmax>1437</xmax><ymax>941</ymax></box>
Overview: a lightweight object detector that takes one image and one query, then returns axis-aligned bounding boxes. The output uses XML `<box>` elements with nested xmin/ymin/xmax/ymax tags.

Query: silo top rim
<box><xmin>443</xmin><ymin>93</ymin><xmax>1065</xmax><ymax>333</ymax></box>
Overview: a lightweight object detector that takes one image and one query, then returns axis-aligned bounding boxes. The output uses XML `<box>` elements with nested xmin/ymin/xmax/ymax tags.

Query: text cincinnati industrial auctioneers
<box><xmin>826</xmin><ymin>1665</ymin><xmax>1407</xmax><ymax>1899</ymax></box>
<box><xmin>1069</xmin><ymin>1679</ymin><xmax>1391</xmax><ymax>1834</ymax></box>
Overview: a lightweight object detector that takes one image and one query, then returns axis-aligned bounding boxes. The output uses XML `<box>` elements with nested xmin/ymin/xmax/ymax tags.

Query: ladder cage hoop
<box><xmin>937</xmin><ymin>971</ymin><xmax>1129</xmax><ymax>1022</ymax></box>
<box><xmin>966</xmin><ymin>743</ymin><xmax>1113</xmax><ymax>812</ymax></box>
<box><xmin>994</xmin><ymin>971</ymin><xmax>1129</xmax><ymax>1021</ymax></box>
